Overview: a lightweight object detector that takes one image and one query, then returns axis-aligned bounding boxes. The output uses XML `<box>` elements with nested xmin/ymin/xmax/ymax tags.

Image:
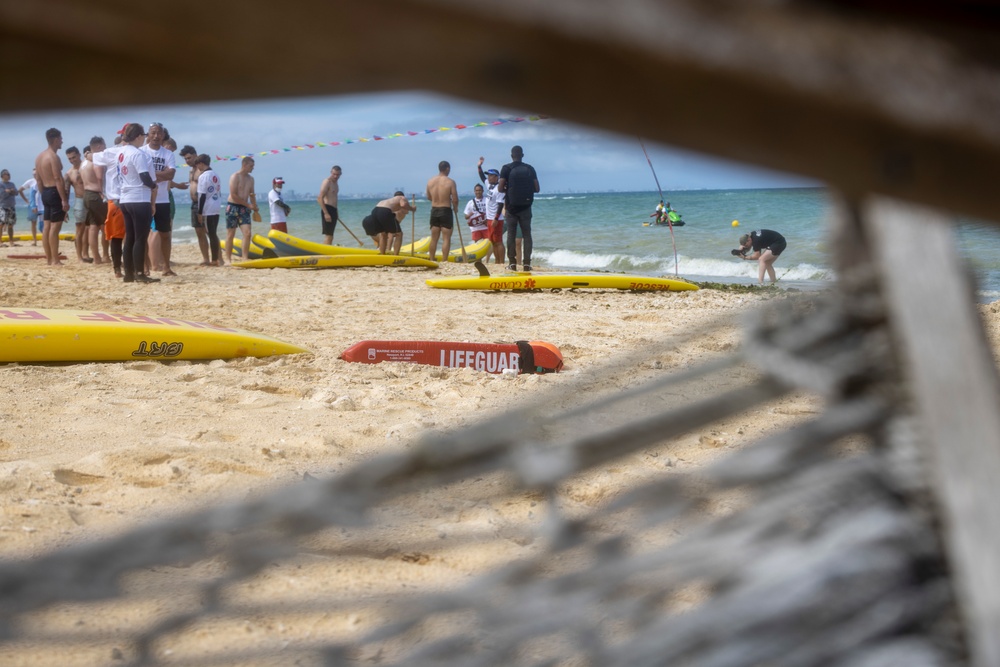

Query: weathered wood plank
<box><xmin>866</xmin><ymin>197</ymin><xmax>1000</xmax><ymax>667</ymax></box>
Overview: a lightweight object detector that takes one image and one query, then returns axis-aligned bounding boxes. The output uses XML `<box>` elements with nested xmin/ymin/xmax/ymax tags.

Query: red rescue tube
<box><xmin>341</xmin><ymin>340</ymin><xmax>563</xmax><ymax>374</ymax></box>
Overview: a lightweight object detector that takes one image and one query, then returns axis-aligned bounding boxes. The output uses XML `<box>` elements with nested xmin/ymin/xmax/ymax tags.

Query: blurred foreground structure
<box><xmin>2</xmin><ymin>1</ymin><xmax>999</xmax><ymax>665</ymax></box>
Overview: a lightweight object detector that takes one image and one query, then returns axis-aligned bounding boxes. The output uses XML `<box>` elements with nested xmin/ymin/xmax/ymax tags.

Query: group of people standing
<box><xmin>356</xmin><ymin>144</ymin><xmax>540</xmax><ymax>270</ymax></box>
<box><xmin>5</xmin><ymin>130</ymin><xmax>544</xmax><ymax>277</ymax></box>
<box><xmin>466</xmin><ymin>145</ymin><xmax>540</xmax><ymax>271</ymax></box>
<box><xmin>3</xmin><ymin>125</ymin><xmax>272</xmax><ymax>283</ymax></box>
<box><xmin>20</xmin><ymin>124</ymin><xmax>181</xmax><ymax>281</ymax></box>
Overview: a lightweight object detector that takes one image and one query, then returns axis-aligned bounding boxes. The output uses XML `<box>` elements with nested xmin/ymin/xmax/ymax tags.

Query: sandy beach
<box><xmin>2</xmin><ymin>239</ymin><xmax>998</xmax><ymax>664</ymax></box>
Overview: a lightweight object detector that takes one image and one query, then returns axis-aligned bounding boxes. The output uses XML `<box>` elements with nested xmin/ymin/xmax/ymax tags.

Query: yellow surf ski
<box><xmin>0</xmin><ymin>308</ymin><xmax>309</xmax><ymax>363</ymax></box>
<box><xmin>234</xmin><ymin>255</ymin><xmax>439</xmax><ymax>269</ymax></box>
<box><xmin>426</xmin><ymin>262</ymin><xmax>699</xmax><ymax>291</ymax></box>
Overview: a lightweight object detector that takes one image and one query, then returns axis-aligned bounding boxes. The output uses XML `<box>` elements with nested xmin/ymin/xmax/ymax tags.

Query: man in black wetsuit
<box><xmin>737</xmin><ymin>229</ymin><xmax>786</xmax><ymax>285</ymax></box>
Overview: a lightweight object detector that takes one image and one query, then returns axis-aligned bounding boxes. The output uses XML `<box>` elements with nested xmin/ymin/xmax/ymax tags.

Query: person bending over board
<box><xmin>735</xmin><ymin>229</ymin><xmax>787</xmax><ymax>285</ymax></box>
<box><xmin>367</xmin><ymin>192</ymin><xmax>416</xmax><ymax>255</ymax></box>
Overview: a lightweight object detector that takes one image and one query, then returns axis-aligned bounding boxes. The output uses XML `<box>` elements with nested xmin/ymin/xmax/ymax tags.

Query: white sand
<box><xmin>2</xmin><ymin>239</ymin><xmax>996</xmax><ymax>665</ymax></box>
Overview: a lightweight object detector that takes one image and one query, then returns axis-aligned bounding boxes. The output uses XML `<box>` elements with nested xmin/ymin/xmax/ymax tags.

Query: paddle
<box><xmin>251</xmin><ymin>194</ymin><xmax>262</xmax><ymax>223</ymax></box>
<box><xmin>453</xmin><ymin>204</ymin><xmax>468</xmax><ymax>263</ymax></box>
<box><xmin>337</xmin><ymin>217</ymin><xmax>364</xmax><ymax>246</ymax></box>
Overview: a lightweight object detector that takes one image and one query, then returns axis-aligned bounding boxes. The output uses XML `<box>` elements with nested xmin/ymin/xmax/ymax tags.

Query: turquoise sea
<box><xmin>27</xmin><ymin>188</ymin><xmax>1000</xmax><ymax>301</ymax></box>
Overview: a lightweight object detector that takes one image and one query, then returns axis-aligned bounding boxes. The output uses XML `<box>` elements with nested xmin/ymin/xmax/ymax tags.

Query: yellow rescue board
<box><xmin>414</xmin><ymin>238</ymin><xmax>493</xmax><ymax>264</ymax></box>
<box><xmin>219</xmin><ymin>237</ymin><xmax>270</xmax><ymax>260</ymax></box>
<box><xmin>234</xmin><ymin>254</ymin><xmax>439</xmax><ymax>269</ymax></box>
<box><xmin>0</xmin><ymin>308</ymin><xmax>309</xmax><ymax>363</ymax></box>
<box><xmin>270</xmin><ymin>229</ymin><xmax>480</xmax><ymax>262</ymax></box>
<box><xmin>268</xmin><ymin>230</ymin><xmax>380</xmax><ymax>256</ymax></box>
<box><xmin>426</xmin><ymin>273</ymin><xmax>700</xmax><ymax>291</ymax></box>
<box><xmin>11</xmin><ymin>232</ymin><xmax>75</xmax><ymax>241</ymax></box>
<box><xmin>268</xmin><ymin>230</ymin><xmax>437</xmax><ymax>258</ymax></box>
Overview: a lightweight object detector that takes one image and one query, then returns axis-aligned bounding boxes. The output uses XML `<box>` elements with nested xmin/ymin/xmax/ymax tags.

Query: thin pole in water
<box><xmin>639</xmin><ymin>138</ymin><xmax>678</xmax><ymax>276</ymax></box>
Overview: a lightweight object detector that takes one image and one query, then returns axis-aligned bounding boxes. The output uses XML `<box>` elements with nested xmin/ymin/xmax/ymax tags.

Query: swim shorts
<box><xmin>321</xmin><ymin>204</ymin><xmax>338</xmax><ymax>236</ymax></box>
<box><xmin>362</xmin><ymin>214</ymin><xmax>379</xmax><ymax>237</ymax></box>
<box><xmin>0</xmin><ymin>207</ymin><xmax>15</xmax><ymax>226</ymax></box>
<box><xmin>225</xmin><ymin>202</ymin><xmax>251</xmax><ymax>230</ymax></box>
<box><xmin>488</xmin><ymin>218</ymin><xmax>505</xmax><ymax>244</ymax></box>
<box><xmin>471</xmin><ymin>228</ymin><xmax>490</xmax><ymax>242</ymax></box>
<box><xmin>190</xmin><ymin>201</ymin><xmax>202</xmax><ymax>229</ymax></box>
<box><xmin>766</xmin><ymin>239</ymin><xmax>787</xmax><ymax>257</ymax></box>
<box><xmin>72</xmin><ymin>197</ymin><xmax>86</xmax><ymax>224</ymax></box>
<box><xmin>372</xmin><ymin>206</ymin><xmax>398</xmax><ymax>235</ymax></box>
<box><xmin>429</xmin><ymin>207</ymin><xmax>453</xmax><ymax>229</ymax></box>
<box><xmin>42</xmin><ymin>186</ymin><xmax>66</xmax><ymax>223</ymax></box>
<box><xmin>270</xmin><ymin>222</ymin><xmax>287</xmax><ymax>233</ymax></box>
<box><xmin>83</xmin><ymin>191</ymin><xmax>107</xmax><ymax>226</ymax></box>
<box><xmin>152</xmin><ymin>202</ymin><xmax>172</xmax><ymax>233</ymax></box>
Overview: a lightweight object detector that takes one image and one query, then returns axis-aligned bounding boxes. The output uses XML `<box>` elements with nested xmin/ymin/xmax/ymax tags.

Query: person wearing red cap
<box><xmin>268</xmin><ymin>177</ymin><xmax>291</xmax><ymax>233</ymax></box>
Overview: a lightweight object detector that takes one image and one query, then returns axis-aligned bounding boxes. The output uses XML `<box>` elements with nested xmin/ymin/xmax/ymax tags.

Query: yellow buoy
<box><xmin>731</xmin><ymin>220</ymin><xmax>740</xmax><ymax>227</ymax></box>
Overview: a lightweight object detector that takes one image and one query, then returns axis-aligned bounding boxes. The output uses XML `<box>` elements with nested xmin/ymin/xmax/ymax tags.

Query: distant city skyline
<box><xmin>0</xmin><ymin>91</ymin><xmax>816</xmax><ymax>197</ymax></box>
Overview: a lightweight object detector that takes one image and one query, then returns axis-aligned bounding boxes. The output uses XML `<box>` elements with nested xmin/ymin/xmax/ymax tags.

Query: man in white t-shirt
<box><xmin>92</xmin><ymin>132</ymin><xmax>127</xmax><ymax>276</ymax></box>
<box><xmin>267</xmin><ymin>177</ymin><xmax>291</xmax><ymax>233</ymax></box>
<box><xmin>477</xmin><ymin>157</ymin><xmax>505</xmax><ymax>264</ymax></box>
<box><xmin>196</xmin><ymin>154</ymin><xmax>223</xmax><ymax>266</ymax></box>
<box><xmin>464</xmin><ymin>183</ymin><xmax>489</xmax><ymax>242</ymax></box>
<box><xmin>141</xmin><ymin>123</ymin><xmax>177</xmax><ymax>276</ymax></box>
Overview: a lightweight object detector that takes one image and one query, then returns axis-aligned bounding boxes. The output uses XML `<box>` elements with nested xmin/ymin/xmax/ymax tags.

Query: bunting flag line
<box><xmin>214</xmin><ymin>115</ymin><xmax>550</xmax><ymax>162</ymax></box>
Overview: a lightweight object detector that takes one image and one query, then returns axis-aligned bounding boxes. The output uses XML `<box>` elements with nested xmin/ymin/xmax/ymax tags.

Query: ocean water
<box><xmin>160</xmin><ymin>188</ymin><xmax>1000</xmax><ymax>302</ymax></box>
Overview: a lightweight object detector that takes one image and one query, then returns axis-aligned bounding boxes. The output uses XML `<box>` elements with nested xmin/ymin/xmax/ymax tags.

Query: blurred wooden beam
<box><xmin>3</xmin><ymin>0</ymin><xmax>1000</xmax><ymax>221</ymax></box>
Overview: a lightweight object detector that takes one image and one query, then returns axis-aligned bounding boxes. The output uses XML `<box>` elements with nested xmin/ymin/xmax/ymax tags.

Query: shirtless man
<box><xmin>364</xmin><ymin>192</ymin><xmax>416</xmax><ymax>255</ymax></box>
<box><xmin>317</xmin><ymin>165</ymin><xmax>341</xmax><ymax>244</ymax></box>
<box><xmin>80</xmin><ymin>137</ymin><xmax>107</xmax><ymax>264</ymax></box>
<box><xmin>34</xmin><ymin>128</ymin><xmax>70</xmax><ymax>266</ymax></box>
<box><xmin>64</xmin><ymin>146</ymin><xmax>91</xmax><ymax>263</ymax></box>
<box><xmin>176</xmin><ymin>145</ymin><xmax>210</xmax><ymax>265</ymax></box>
<box><xmin>225</xmin><ymin>156</ymin><xmax>257</xmax><ymax>264</ymax></box>
<box><xmin>426</xmin><ymin>161</ymin><xmax>459</xmax><ymax>262</ymax></box>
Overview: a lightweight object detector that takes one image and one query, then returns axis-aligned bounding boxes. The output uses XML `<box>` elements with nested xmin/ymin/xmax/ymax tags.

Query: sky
<box><xmin>0</xmin><ymin>91</ymin><xmax>814</xmax><ymax>199</ymax></box>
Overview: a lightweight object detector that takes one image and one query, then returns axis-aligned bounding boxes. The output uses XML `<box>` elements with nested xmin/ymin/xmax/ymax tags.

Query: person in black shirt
<box><xmin>736</xmin><ymin>229</ymin><xmax>786</xmax><ymax>285</ymax></box>
<box><xmin>498</xmin><ymin>145</ymin><xmax>539</xmax><ymax>272</ymax></box>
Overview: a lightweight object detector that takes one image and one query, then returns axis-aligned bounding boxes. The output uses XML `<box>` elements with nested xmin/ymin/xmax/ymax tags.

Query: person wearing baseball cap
<box><xmin>476</xmin><ymin>156</ymin><xmax>505</xmax><ymax>265</ymax></box>
<box><xmin>268</xmin><ymin>177</ymin><xmax>291</xmax><ymax>233</ymax></box>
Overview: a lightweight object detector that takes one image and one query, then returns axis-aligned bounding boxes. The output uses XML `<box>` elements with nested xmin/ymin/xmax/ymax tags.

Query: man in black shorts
<box><xmin>426</xmin><ymin>161</ymin><xmax>459</xmax><ymax>262</ymax></box>
<box><xmin>317</xmin><ymin>165</ymin><xmax>342</xmax><ymax>244</ymax></box>
<box><xmin>368</xmin><ymin>191</ymin><xmax>416</xmax><ymax>254</ymax></box>
<box><xmin>33</xmin><ymin>127</ymin><xmax>70</xmax><ymax>266</ymax></box>
<box><xmin>737</xmin><ymin>229</ymin><xmax>787</xmax><ymax>285</ymax></box>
